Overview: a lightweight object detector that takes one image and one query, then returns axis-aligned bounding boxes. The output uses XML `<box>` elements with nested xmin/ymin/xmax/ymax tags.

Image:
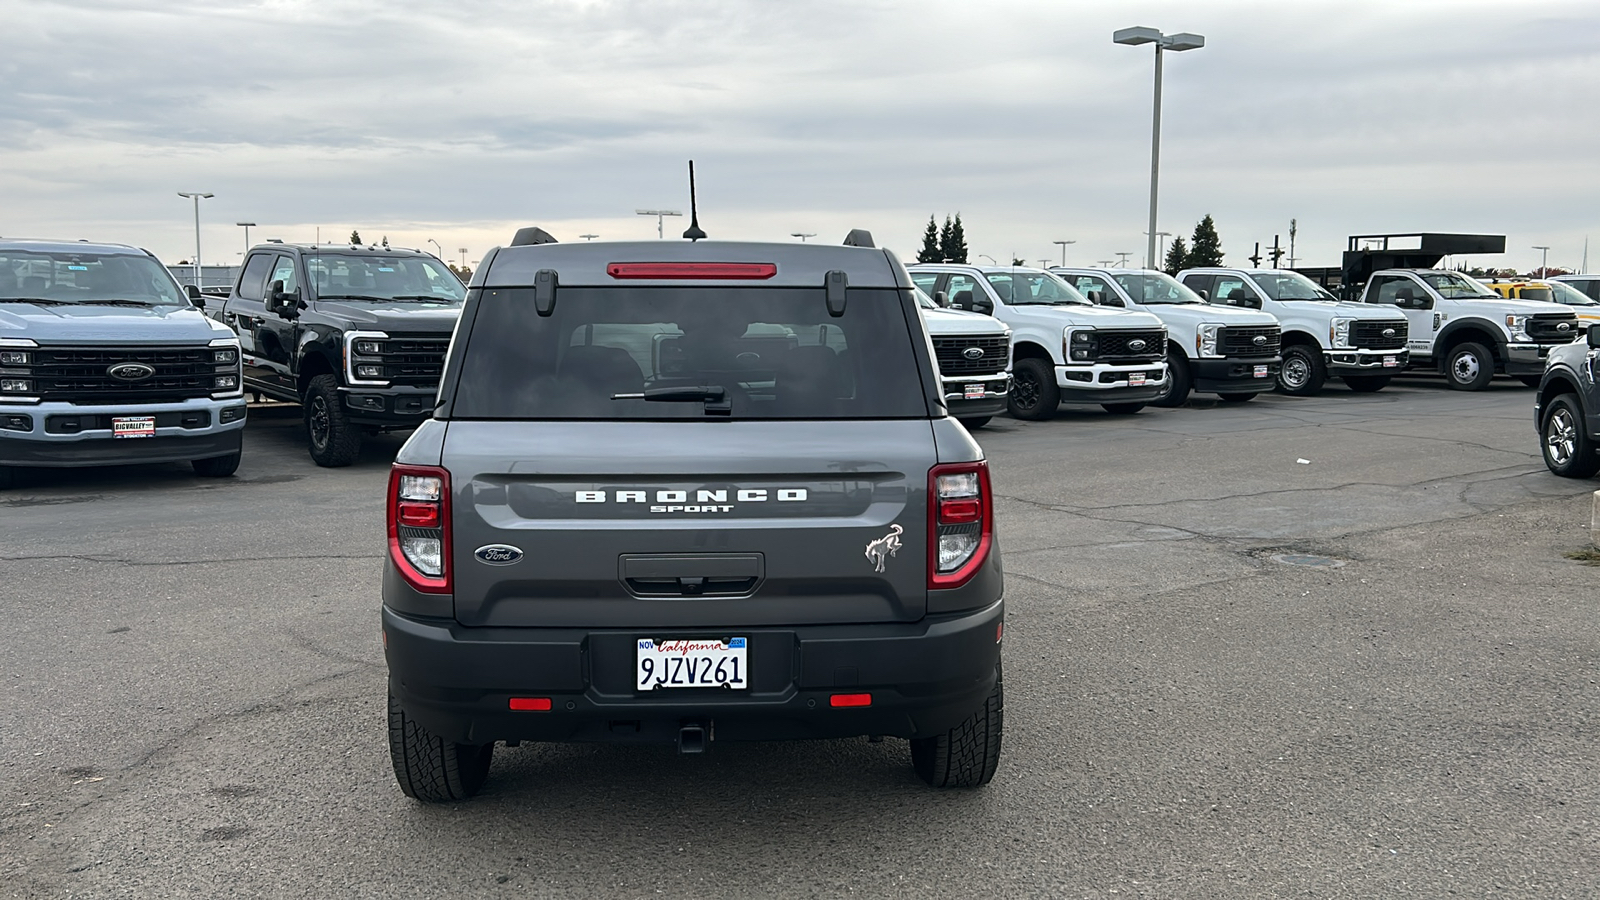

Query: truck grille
<box><xmin>30</xmin><ymin>346</ymin><xmax>214</xmax><ymax>404</ymax></box>
<box><xmin>1527</xmin><ymin>314</ymin><xmax>1580</xmax><ymax>344</ymax></box>
<box><xmin>1219</xmin><ymin>325</ymin><xmax>1281</xmax><ymax>357</ymax></box>
<box><xmin>1098</xmin><ymin>329</ymin><xmax>1166</xmax><ymax>361</ymax></box>
<box><xmin>1352</xmin><ymin>320</ymin><xmax>1408</xmax><ymax>350</ymax></box>
<box><xmin>931</xmin><ymin>335</ymin><xmax>1009</xmax><ymax>376</ymax></box>
<box><xmin>362</xmin><ymin>334</ymin><xmax>452</xmax><ymax>385</ymax></box>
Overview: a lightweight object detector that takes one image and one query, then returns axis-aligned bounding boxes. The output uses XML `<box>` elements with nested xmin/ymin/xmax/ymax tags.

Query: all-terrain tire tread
<box><xmin>387</xmin><ymin>691</ymin><xmax>490</xmax><ymax>802</ymax></box>
<box><xmin>305</xmin><ymin>374</ymin><xmax>362</xmax><ymax>467</ymax></box>
<box><xmin>912</xmin><ymin>665</ymin><xmax>1003</xmax><ymax>788</ymax></box>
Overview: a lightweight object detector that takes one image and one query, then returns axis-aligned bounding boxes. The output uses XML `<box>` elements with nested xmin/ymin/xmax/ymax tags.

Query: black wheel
<box><xmin>1343</xmin><ymin>375</ymin><xmax>1391</xmax><ymax>393</ymax></box>
<box><xmin>1445</xmin><ymin>342</ymin><xmax>1494</xmax><ymax>391</ymax></box>
<box><xmin>1153</xmin><ymin>351</ymin><xmax>1190</xmax><ymax>408</ymax></box>
<box><xmin>1518</xmin><ymin>375</ymin><xmax>1543</xmax><ymax>388</ymax></box>
<box><xmin>1540</xmin><ymin>394</ymin><xmax>1600</xmax><ymax>478</ymax></box>
<box><xmin>957</xmin><ymin>416</ymin><xmax>991</xmax><ymax>430</ymax></box>
<box><xmin>387</xmin><ymin>690</ymin><xmax>494</xmax><ymax>802</ymax></box>
<box><xmin>191</xmin><ymin>453</ymin><xmax>241</xmax><ymax>478</ymax></box>
<box><xmin>912</xmin><ymin>663</ymin><xmax>1002</xmax><ymax>788</ymax></box>
<box><xmin>1218</xmin><ymin>392</ymin><xmax>1257</xmax><ymax>403</ymax></box>
<box><xmin>304</xmin><ymin>373</ymin><xmax>362</xmax><ymax>467</ymax></box>
<box><xmin>1276</xmin><ymin>344</ymin><xmax>1326</xmax><ymax>396</ymax></box>
<box><xmin>1006</xmin><ymin>358</ymin><xmax>1059</xmax><ymax>421</ymax></box>
<box><xmin>1101</xmin><ymin>403</ymin><xmax>1145</xmax><ymax>414</ymax></box>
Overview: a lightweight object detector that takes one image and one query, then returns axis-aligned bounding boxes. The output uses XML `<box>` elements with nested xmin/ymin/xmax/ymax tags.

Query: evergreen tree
<box><xmin>1188</xmin><ymin>215</ymin><xmax>1224</xmax><ymax>267</ymax></box>
<box><xmin>1163</xmin><ymin>236</ymin><xmax>1189</xmax><ymax>275</ymax></box>
<box><xmin>937</xmin><ymin>216</ymin><xmax>953</xmax><ymax>262</ymax></box>
<box><xmin>917</xmin><ymin>216</ymin><xmax>942</xmax><ymax>263</ymax></box>
<box><xmin>1011</xmin><ymin>257</ymin><xmax>1026</xmax><ymax>266</ymax></box>
<box><xmin>946</xmin><ymin>214</ymin><xmax>968</xmax><ymax>263</ymax></box>
<box><xmin>381</xmin><ymin>235</ymin><xmax>389</xmax><ymax>248</ymax></box>
<box><xmin>349</xmin><ymin>230</ymin><xmax>362</xmax><ymax>245</ymax></box>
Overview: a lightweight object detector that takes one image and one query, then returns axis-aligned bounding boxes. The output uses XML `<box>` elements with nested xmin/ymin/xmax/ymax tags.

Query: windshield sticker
<box><xmin>864</xmin><ymin>524</ymin><xmax>903</xmax><ymax>573</ymax></box>
<box><xmin>67</xmin><ymin>265</ymin><xmax>88</xmax><ymax>270</ymax></box>
<box><xmin>377</xmin><ymin>267</ymin><xmax>395</xmax><ymax>272</ymax></box>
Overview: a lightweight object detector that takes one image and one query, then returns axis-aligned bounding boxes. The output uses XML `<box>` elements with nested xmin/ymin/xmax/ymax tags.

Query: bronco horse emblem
<box><xmin>864</xmin><ymin>524</ymin><xmax>904</xmax><ymax>573</ymax></box>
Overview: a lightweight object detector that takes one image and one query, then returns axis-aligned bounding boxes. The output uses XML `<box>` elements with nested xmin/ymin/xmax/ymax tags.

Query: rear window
<box><xmin>451</xmin><ymin>286</ymin><xmax>929</xmax><ymax>420</ymax></box>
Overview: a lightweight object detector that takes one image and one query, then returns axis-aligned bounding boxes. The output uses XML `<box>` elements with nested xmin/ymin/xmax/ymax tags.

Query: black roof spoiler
<box><xmin>510</xmin><ymin>226</ymin><xmax>559</xmax><ymax>247</ymax></box>
<box><xmin>843</xmin><ymin>229</ymin><xmax>875</xmax><ymax>248</ymax></box>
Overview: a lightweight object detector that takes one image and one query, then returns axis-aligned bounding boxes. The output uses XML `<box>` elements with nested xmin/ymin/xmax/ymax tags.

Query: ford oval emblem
<box><xmin>963</xmin><ymin>347</ymin><xmax>985</xmax><ymax>360</ymax></box>
<box><xmin>1252</xmin><ymin>334</ymin><xmax>1268</xmax><ymax>346</ymax></box>
<box><xmin>1558</xmin><ymin>322</ymin><xmax>1572</xmax><ymax>332</ymax></box>
<box><xmin>107</xmin><ymin>362</ymin><xmax>155</xmax><ymax>382</ymax></box>
<box><xmin>1382</xmin><ymin>328</ymin><xmax>1396</xmax><ymax>337</ymax></box>
<box><xmin>1129</xmin><ymin>339</ymin><xmax>1147</xmax><ymax>352</ymax></box>
<box><xmin>474</xmin><ymin>544</ymin><xmax>523</xmax><ymax>565</ymax></box>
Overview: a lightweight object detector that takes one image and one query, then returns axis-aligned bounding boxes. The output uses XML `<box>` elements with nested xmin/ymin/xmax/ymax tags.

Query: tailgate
<box><xmin>445</xmin><ymin>420</ymin><xmax>936</xmax><ymax>628</ymax></box>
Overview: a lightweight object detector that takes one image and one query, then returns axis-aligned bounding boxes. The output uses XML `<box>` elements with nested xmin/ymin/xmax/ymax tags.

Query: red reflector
<box><xmin>396</xmin><ymin>501</ymin><xmax>439</xmax><ymax>528</ymax></box>
<box><xmin>996</xmin><ymin>622</ymin><xmax>1003</xmax><ymax>643</ymax></box>
<box><xmin>509</xmin><ymin>697</ymin><xmax>552</xmax><ymax>711</ymax></box>
<box><xmin>939</xmin><ymin>497</ymin><xmax>982</xmax><ymax>524</ymax></box>
<box><xmin>829</xmin><ymin>693</ymin><xmax>872</xmax><ymax>708</ymax></box>
<box><xmin>607</xmin><ymin>262</ymin><xmax>778</xmax><ymax>280</ymax></box>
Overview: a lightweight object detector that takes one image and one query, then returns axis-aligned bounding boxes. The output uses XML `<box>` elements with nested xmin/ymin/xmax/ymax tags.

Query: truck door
<box><xmin>226</xmin><ymin>252</ymin><xmax>277</xmax><ymax>389</ymax></box>
<box><xmin>257</xmin><ymin>254</ymin><xmax>302</xmax><ymax>392</ymax></box>
<box><xmin>1368</xmin><ymin>274</ymin><xmax>1435</xmax><ymax>356</ymax></box>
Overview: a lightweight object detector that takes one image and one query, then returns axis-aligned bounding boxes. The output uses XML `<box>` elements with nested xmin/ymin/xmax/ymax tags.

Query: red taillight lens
<box><xmin>829</xmin><ymin>693</ymin><xmax>872</xmax><ymax>708</ymax></box>
<box><xmin>928</xmin><ymin>461</ymin><xmax>993</xmax><ymax>590</ymax></box>
<box><xmin>606</xmin><ymin>262</ymin><xmax>778</xmax><ymax>280</ymax></box>
<box><xmin>509</xmin><ymin>697</ymin><xmax>552</xmax><ymax>711</ymax></box>
<box><xmin>388</xmin><ymin>464</ymin><xmax>451</xmax><ymax>594</ymax></box>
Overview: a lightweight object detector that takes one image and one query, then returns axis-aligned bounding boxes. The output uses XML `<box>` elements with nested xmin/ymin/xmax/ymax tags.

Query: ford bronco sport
<box><xmin>383</xmin><ymin>228</ymin><xmax>1004</xmax><ymax>799</ymax></box>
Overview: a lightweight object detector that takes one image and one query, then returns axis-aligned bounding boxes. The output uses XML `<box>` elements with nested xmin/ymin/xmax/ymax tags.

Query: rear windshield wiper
<box><xmin>612</xmin><ymin>385</ymin><xmax>731</xmax><ymax>415</ymax></box>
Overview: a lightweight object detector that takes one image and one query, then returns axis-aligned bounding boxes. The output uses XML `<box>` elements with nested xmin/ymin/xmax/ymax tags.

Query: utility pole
<box><xmin>636</xmin><ymin>209</ymin><xmax>682</xmax><ymax>239</ymax></box>
<box><xmin>1288</xmin><ymin>218</ymin><xmax>1298</xmax><ymax>269</ymax></box>
<box><xmin>1248</xmin><ymin>242</ymin><xmax>1263</xmax><ymax>268</ymax></box>
<box><xmin>177</xmin><ymin>192</ymin><xmax>213</xmax><ymax>288</ymax></box>
<box><xmin>1269</xmin><ymin>234</ymin><xmax>1284</xmax><ymax>269</ymax></box>
<box><xmin>1053</xmin><ymin>240</ymin><xmax>1076</xmax><ymax>266</ymax></box>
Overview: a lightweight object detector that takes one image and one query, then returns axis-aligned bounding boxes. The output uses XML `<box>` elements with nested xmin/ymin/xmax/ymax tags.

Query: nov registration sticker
<box><xmin>112</xmin><ymin>416</ymin><xmax>156</xmax><ymax>439</ymax></box>
<box><xmin>637</xmin><ymin>638</ymin><xmax>748</xmax><ymax>690</ymax></box>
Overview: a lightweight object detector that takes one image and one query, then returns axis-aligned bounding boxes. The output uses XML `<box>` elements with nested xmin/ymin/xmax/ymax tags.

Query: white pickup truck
<box><xmin>913</xmin><ymin>286</ymin><xmax>1011</xmax><ymax>429</ymax></box>
<box><xmin>1178</xmin><ymin>267</ymin><xmax>1410</xmax><ymax>395</ymax></box>
<box><xmin>909</xmin><ymin>264</ymin><xmax>1167</xmax><ymax>418</ymax></box>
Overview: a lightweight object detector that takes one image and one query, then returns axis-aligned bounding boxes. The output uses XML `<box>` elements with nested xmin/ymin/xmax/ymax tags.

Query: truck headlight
<box><xmin>214</xmin><ymin>375</ymin><xmax>238</xmax><ymax>390</ymax></box>
<box><xmin>1196</xmin><ymin>324</ymin><xmax>1223</xmax><ymax>358</ymax></box>
<box><xmin>212</xmin><ymin>348</ymin><xmax>238</xmax><ymax>365</ymax></box>
<box><xmin>1505</xmin><ymin>315</ymin><xmax>1530</xmax><ymax>341</ymax></box>
<box><xmin>1330</xmin><ymin>318</ymin><xmax>1354</xmax><ymax>349</ymax></box>
<box><xmin>0</xmin><ymin>351</ymin><xmax>29</xmax><ymax>366</ymax></box>
<box><xmin>1064</xmin><ymin>328</ymin><xmax>1098</xmax><ymax>362</ymax></box>
<box><xmin>354</xmin><ymin>341</ymin><xmax>383</xmax><ymax>355</ymax></box>
<box><xmin>1</xmin><ymin>379</ymin><xmax>32</xmax><ymax>392</ymax></box>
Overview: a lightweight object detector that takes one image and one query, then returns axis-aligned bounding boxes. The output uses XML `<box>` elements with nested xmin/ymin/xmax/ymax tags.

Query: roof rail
<box><xmin>842</xmin><ymin>229</ymin><xmax>875</xmax><ymax>248</ymax></box>
<box><xmin>510</xmin><ymin>227</ymin><xmax>559</xmax><ymax>247</ymax></box>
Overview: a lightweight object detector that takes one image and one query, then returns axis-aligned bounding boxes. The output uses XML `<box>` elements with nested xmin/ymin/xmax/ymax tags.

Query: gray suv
<box><xmin>383</xmin><ymin>228</ymin><xmax>1004</xmax><ymax>799</ymax></box>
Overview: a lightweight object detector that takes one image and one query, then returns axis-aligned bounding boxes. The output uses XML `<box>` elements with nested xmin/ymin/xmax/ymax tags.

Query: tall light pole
<box><xmin>1114</xmin><ymin>26</ymin><xmax>1205</xmax><ymax>276</ymax></box>
<box><xmin>1533</xmin><ymin>245</ymin><xmax>1551</xmax><ymax>276</ymax></box>
<box><xmin>236</xmin><ymin>222</ymin><xmax>256</xmax><ymax>255</ymax></box>
<box><xmin>1115</xmin><ymin>251</ymin><xmax>1133</xmax><ymax>268</ymax></box>
<box><xmin>459</xmin><ymin>248</ymin><xmax>468</xmax><ymax>269</ymax></box>
<box><xmin>1053</xmin><ymin>240</ymin><xmax>1076</xmax><ymax>266</ymax></box>
<box><xmin>977</xmin><ymin>254</ymin><xmax>998</xmax><ymax>265</ymax></box>
<box><xmin>635</xmin><ymin>209</ymin><xmax>682</xmax><ymax>239</ymax></box>
<box><xmin>177</xmin><ymin>192</ymin><xmax>213</xmax><ymax>288</ymax></box>
<box><xmin>579</xmin><ymin>234</ymin><xmax>599</xmax><ymax>241</ymax></box>
<box><xmin>791</xmin><ymin>233</ymin><xmax>816</xmax><ymax>242</ymax></box>
<box><xmin>1144</xmin><ymin>231</ymin><xmax>1171</xmax><ymax>268</ymax></box>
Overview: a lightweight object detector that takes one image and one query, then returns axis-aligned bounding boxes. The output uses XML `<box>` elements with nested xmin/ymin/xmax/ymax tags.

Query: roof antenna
<box><xmin>682</xmin><ymin>160</ymin><xmax>707</xmax><ymax>242</ymax></box>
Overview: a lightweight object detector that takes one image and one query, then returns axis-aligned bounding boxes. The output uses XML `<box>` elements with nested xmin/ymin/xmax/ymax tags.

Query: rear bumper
<box><xmin>1191</xmin><ymin>357</ymin><xmax>1280</xmax><ymax>393</ymax></box>
<box><xmin>0</xmin><ymin>397</ymin><xmax>246</xmax><ymax>467</ymax></box>
<box><xmin>383</xmin><ymin>599</ymin><xmax>1004</xmax><ymax>745</ymax></box>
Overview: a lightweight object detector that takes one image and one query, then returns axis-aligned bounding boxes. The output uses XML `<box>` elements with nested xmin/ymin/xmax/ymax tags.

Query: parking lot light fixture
<box><xmin>177</xmin><ymin>192</ymin><xmax>213</xmax><ymax>288</ymax></box>
<box><xmin>579</xmin><ymin>234</ymin><xmax>599</xmax><ymax>241</ymax></box>
<box><xmin>1533</xmin><ymin>245</ymin><xmax>1551</xmax><ymax>276</ymax></box>
<box><xmin>236</xmin><ymin>222</ymin><xmax>256</xmax><ymax>254</ymax></box>
<box><xmin>636</xmin><ymin>209</ymin><xmax>682</xmax><ymax>239</ymax></box>
<box><xmin>791</xmin><ymin>233</ymin><xmax>816</xmax><ymax>242</ymax></box>
<box><xmin>1053</xmin><ymin>240</ymin><xmax>1076</xmax><ymax>266</ymax></box>
<box><xmin>427</xmin><ymin>239</ymin><xmax>443</xmax><ymax>257</ymax></box>
<box><xmin>1114</xmin><ymin>26</ymin><xmax>1205</xmax><ymax>275</ymax></box>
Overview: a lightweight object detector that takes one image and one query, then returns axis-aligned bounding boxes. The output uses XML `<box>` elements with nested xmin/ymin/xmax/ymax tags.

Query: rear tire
<box><xmin>1006</xmin><ymin>358</ymin><xmax>1059</xmax><ymax>421</ymax></box>
<box><xmin>387</xmin><ymin>690</ymin><xmax>494</xmax><ymax>802</ymax></box>
<box><xmin>1540</xmin><ymin>394</ymin><xmax>1600</xmax><ymax>478</ymax></box>
<box><xmin>304</xmin><ymin>374</ymin><xmax>362</xmax><ymax>467</ymax></box>
<box><xmin>912</xmin><ymin>663</ymin><xmax>1003</xmax><ymax>789</ymax></box>
<box><xmin>1153</xmin><ymin>351</ymin><xmax>1190</xmax><ymax>407</ymax></box>
<box><xmin>957</xmin><ymin>416</ymin><xmax>991</xmax><ymax>430</ymax></box>
<box><xmin>1101</xmin><ymin>403</ymin><xmax>1145</xmax><ymax>414</ymax></box>
<box><xmin>191</xmin><ymin>453</ymin><xmax>241</xmax><ymax>478</ymax></box>
<box><xmin>1217</xmin><ymin>392</ymin><xmax>1257</xmax><ymax>403</ymax></box>
<box><xmin>1518</xmin><ymin>375</ymin><xmax>1543</xmax><ymax>388</ymax></box>
<box><xmin>1343</xmin><ymin>375</ymin><xmax>1391</xmax><ymax>393</ymax></box>
<box><xmin>1276</xmin><ymin>344</ymin><xmax>1326</xmax><ymax>396</ymax></box>
<box><xmin>1445</xmin><ymin>342</ymin><xmax>1494</xmax><ymax>391</ymax></box>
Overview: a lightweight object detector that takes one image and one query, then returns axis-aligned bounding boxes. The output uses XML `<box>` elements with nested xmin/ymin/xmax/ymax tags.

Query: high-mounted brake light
<box><xmin>928</xmin><ymin>461</ymin><xmax>993</xmax><ymax>590</ymax></box>
<box><xmin>606</xmin><ymin>262</ymin><xmax>777</xmax><ymax>280</ymax></box>
<box><xmin>388</xmin><ymin>464</ymin><xmax>451</xmax><ymax>594</ymax></box>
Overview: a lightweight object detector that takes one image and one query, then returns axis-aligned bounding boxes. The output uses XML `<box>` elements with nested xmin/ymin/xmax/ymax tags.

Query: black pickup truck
<box><xmin>208</xmin><ymin>244</ymin><xmax>465</xmax><ymax>466</ymax></box>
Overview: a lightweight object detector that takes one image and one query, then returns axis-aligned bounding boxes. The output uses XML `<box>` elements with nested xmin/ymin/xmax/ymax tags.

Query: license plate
<box><xmin>1128</xmin><ymin>372</ymin><xmax>1147</xmax><ymax>387</ymax></box>
<box><xmin>1253</xmin><ymin>365</ymin><xmax>1269</xmax><ymax>378</ymax></box>
<box><xmin>112</xmin><ymin>416</ymin><xmax>155</xmax><ymax>439</ymax></box>
<box><xmin>1383</xmin><ymin>355</ymin><xmax>1398</xmax><ymax>368</ymax></box>
<box><xmin>964</xmin><ymin>383</ymin><xmax>985</xmax><ymax>400</ymax></box>
<box><xmin>637</xmin><ymin>638</ymin><xmax>748</xmax><ymax>690</ymax></box>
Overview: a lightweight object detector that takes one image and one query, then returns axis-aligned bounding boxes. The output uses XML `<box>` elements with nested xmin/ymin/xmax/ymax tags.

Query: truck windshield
<box><xmin>451</xmin><ymin>286</ymin><xmax>929</xmax><ymax>420</ymax></box>
<box><xmin>0</xmin><ymin>250</ymin><xmax>187</xmax><ymax>306</ymax></box>
<box><xmin>1112</xmin><ymin>271</ymin><xmax>1203</xmax><ymax>305</ymax></box>
<box><xmin>1546</xmin><ymin>280</ymin><xmax>1597</xmax><ymax>306</ymax></box>
<box><xmin>1251</xmin><ymin>271</ymin><xmax>1335</xmax><ymax>301</ymax></box>
<box><xmin>306</xmin><ymin>253</ymin><xmax>466</xmax><ymax>304</ymax></box>
<box><xmin>1423</xmin><ymin>272</ymin><xmax>1498</xmax><ymax>299</ymax></box>
<box><xmin>984</xmin><ymin>271</ymin><xmax>1091</xmax><ymax>306</ymax></box>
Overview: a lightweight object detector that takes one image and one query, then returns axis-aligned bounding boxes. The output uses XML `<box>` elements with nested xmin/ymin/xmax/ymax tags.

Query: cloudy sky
<box><xmin>3</xmin><ymin>0</ymin><xmax>1596</xmax><ymax>273</ymax></box>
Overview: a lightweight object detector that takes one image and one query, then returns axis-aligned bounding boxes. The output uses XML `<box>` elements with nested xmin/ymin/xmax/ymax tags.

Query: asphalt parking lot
<box><xmin>3</xmin><ymin>376</ymin><xmax>1597</xmax><ymax>899</ymax></box>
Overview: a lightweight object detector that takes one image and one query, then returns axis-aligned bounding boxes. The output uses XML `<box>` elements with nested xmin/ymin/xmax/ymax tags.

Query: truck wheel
<box><xmin>1277</xmin><ymin>345</ymin><xmax>1326</xmax><ymax>396</ymax></box>
<box><xmin>1518</xmin><ymin>376</ymin><xmax>1543</xmax><ymax>388</ymax></box>
<box><xmin>191</xmin><ymin>453</ymin><xmax>241</xmax><ymax>478</ymax></box>
<box><xmin>1445</xmin><ymin>342</ymin><xmax>1494</xmax><ymax>391</ymax></box>
<box><xmin>304</xmin><ymin>374</ymin><xmax>362</xmax><ymax>467</ymax></box>
<box><xmin>1343</xmin><ymin>375</ymin><xmax>1391</xmax><ymax>393</ymax></box>
<box><xmin>1101</xmin><ymin>403</ymin><xmax>1145</xmax><ymax>415</ymax></box>
<box><xmin>1540</xmin><ymin>394</ymin><xmax>1600</xmax><ymax>478</ymax></box>
<box><xmin>1217</xmin><ymin>392</ymin><xmax>1257</xmax><ymax>403</ymax></box>
<box><xmin>1153</xmin><ymin>351</ymin><xmax>1190</xmax><ymax>407</ymax></box>
<box><xmin>912</xmin><ymin>663</ymin><xmax>1002</xmax><ymax>789</ymax></box>
<box><xmin>388</xmin><ymin>690</ymin><xmax>494</xmax><ymax>802</ymax></box>
<box><xmin>958</xmin><ymin>416</ymin><xmax>991</xmax><ymax>430</ymax></box>
<box><xmin>1006</xmin><ymin>359</ymin><xmax>1059</xmax><ymax>421</ymax></box>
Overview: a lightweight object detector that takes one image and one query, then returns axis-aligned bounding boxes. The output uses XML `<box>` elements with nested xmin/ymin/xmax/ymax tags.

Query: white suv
<box><xmin>1055</xmin><ymin>267</ymin><xmax>1281</xmax><ymax>406</ymax></box>
<box><xmin>909</xmin><ymin>264</ymin><xmax>1167</xmax><ymax>418</ymax></box>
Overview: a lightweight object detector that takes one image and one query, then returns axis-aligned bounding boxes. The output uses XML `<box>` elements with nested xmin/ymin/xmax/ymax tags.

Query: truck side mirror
<box><xmin>1197</xmin><ymin>288</ymin><xmax>1209</xmax><ymax>301</ymax></box>
<box><xmin>266</xmin><ymin>280</ymin><xmax>300</xmax><ymax>318</ymax></box>
<box><xmin>971</xmin><ymin>296</ymin><xmax>994</xmax><ymax>315</ymax></box>
<box><xmin>1086</xmin><ymin>290</ymin><xmax>1103</xmax><ymax>304</ymax></box>
<box><xmin>184</xmin><ymin>284</ymin><xmax>205</xmax><ymax>308</ymax></box>
<box><xmin>933</xmin><ymin>290</ymin><xmax>949</xmax><ymax>308</ymax></box>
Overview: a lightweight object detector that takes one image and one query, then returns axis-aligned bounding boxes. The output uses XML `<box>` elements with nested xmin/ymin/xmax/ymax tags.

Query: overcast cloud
<box><xmin>2</xmin><ymin>0</ymin><xmax>1596</xmax><ymax>272</ymax></box>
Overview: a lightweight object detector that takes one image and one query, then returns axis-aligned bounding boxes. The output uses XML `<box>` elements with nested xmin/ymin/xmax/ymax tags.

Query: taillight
<box><xmin>928</xmin><ymin>461</ymin><xmax>993</xmax><ymax>589</ymax></box>
<box><xmin>388</xmin><ymin>464</ymin><xmax>451</xmax><ymax>594</ymax></box>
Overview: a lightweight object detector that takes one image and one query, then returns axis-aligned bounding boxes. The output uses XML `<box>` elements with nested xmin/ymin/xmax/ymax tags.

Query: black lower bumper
<box><xmin>0</xmin><ymin>429</ymin><xmax>242</xmax><ymax>468</ymax></box>
<box><xmin>383</xmin><ymin>600</ymin><xmax>1004</xmax><ymax>746</ymax></box>
<box><xmin>946</xmin><ymin>395</ymin><xmax>1007</xmax><ymax>419</ymax></box>
<box><xmin>1192</xmin><ymin>357</ymin><xmax>1279</xmax><ymax>393</ymax></box>
<box><xmin>340</xmin><ymin>386</ymin><xmax>438</xmax><ymax>428</ymax></box>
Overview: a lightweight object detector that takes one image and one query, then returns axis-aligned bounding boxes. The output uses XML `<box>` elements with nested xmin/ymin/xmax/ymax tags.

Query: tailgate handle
<box><xmin>620</xmin><ymin>554</ymin><xmax>764</xmax><ymax>597</ymax></box>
